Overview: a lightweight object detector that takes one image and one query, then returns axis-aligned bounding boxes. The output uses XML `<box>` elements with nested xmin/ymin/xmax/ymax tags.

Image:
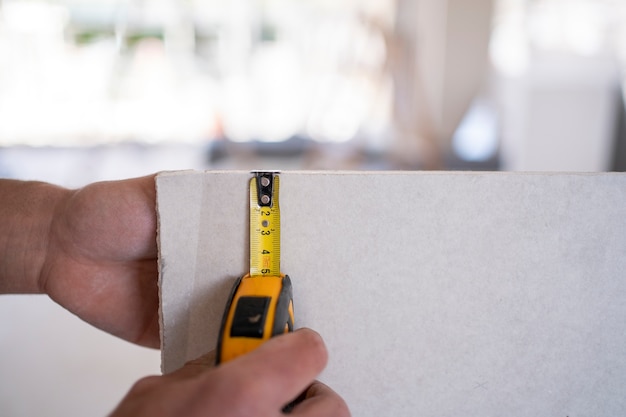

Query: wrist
<box><xmin>0</xmin><ymin>180</ymin><xmax>69</xmax><ymax>294</ymax></box>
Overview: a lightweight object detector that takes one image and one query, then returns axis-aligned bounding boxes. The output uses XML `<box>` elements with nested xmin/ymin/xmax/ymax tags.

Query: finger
<box><xmin>290</xmin><ymin>381</ymin><xmax>351</xmax><ymax>417</ymax></box>
<box><xmin>94</xmin><ymin>174</ymin><xmax>158</xmax><ymax>260</ymax></box>
<box><xmin>129</xmin><ymin>174</ymin><xmax>158</xmax><ymax>216</ymax></box>
<box><xmin>210</xmin><ymin>328</ymin><xmax>328</xmax><ymax>413</ymax></box>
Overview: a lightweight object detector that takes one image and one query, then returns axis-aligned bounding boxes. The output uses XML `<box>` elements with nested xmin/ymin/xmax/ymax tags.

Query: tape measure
<box><xmin>249</xmin><ymin>172</ymin><xmax>281</xmax><ymax>277</ymax></box>
<box><xmin>216</xmin><ymin>172</ymin><xmax>294</xmax><ymax>364</ymax></box>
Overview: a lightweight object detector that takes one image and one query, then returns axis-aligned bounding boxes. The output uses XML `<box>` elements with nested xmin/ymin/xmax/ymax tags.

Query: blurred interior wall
<box><xmin>497</xmin><ymin>53</ymin><xmax>621</xmax><ymax>172</ymax></box>
<box><xmin>491</xmin><ymin>0</ymin><xmax>625</xmax><ymax>172</ymax></box>
<box><xmin>390</xmin><ymin>0</ymin><xmax>494</xmax><ymax>168</ymax></box>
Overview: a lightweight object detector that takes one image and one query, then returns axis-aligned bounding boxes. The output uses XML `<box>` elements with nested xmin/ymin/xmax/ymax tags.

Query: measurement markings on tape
<box><xmin>249</xmin><ymin>172</ymin><xmax>281</xmax><ymax>277</ymax></box>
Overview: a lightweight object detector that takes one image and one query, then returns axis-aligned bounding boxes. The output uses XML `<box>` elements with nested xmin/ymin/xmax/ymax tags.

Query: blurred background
<box><xmin>1</xmin><ymin>0</ymin><xmax>625</xmax><ymax>415</ymax></box>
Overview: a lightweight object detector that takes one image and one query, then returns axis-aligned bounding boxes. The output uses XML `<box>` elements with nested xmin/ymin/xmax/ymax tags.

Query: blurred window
<box><xmin>0</xmin><ymin>0</ymin><xmax>393</xmax><ymax>146</ymax></box>
<box><xmin>491</xmin><ymin>0</ymin><xmax>626</xmax><ymax>77</ymax></box>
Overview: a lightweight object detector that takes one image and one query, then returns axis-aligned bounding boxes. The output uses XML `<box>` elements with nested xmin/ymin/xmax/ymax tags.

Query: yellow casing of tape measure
<box><xmin>216</xmin><ymin>273</ymin><xmax>294</xmax><ymax>364</ymax></box>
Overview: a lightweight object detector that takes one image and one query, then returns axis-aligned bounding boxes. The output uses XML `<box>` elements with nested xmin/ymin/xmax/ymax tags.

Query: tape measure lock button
<box><xmin>230</xmin><ymin>296</ymin><xmax>271</xmax><ymax>339</ymax></box>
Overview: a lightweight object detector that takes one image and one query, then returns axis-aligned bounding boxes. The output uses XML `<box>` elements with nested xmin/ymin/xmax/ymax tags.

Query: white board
<box><xmin>157</xmin><ymin>171</ymin><xmax>626</xmax><ymax>416</ymax></box>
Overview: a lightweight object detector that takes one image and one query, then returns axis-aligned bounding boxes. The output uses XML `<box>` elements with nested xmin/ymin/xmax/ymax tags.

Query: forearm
<box><xmin>0</xmin><ymin>179</ymin><xmax>69</xmax><ymax>294</ymax></box>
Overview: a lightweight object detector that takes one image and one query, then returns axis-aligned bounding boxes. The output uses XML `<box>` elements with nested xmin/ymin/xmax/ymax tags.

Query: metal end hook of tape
<box><xmin>251</xmin><ymin>171</ymin><xmax>280</xmax><ymax>207</ymax></box>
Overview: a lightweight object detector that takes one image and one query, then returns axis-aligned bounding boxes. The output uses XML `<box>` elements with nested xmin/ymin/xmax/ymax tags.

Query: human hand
<box><xmin>41</xmin><ymin>175</ymin><xmax>159</xmax><ymax>347</ymax></box>
<box><xmin>110</xmin><ymin>329</ymin><xmax>350</xmax><ymax>417</ymax></box>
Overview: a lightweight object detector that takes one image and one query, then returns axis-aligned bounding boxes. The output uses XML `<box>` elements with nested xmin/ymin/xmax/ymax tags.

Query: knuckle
<box><xmin>208</xmin><ymin>369</ymin><xmax>264</xmax><ymax>415</ymax></box>
<box><xmin>306</xmin><ymin>382</ymin><xmax>351</xmax><ymax>417</ymax></box>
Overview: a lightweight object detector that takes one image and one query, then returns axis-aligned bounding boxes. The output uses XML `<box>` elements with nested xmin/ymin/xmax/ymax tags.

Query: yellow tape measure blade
<box><xmin>249</xmin><ymin>174</ymin><xmax>281</xmax><ymax>277</ymax></box>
